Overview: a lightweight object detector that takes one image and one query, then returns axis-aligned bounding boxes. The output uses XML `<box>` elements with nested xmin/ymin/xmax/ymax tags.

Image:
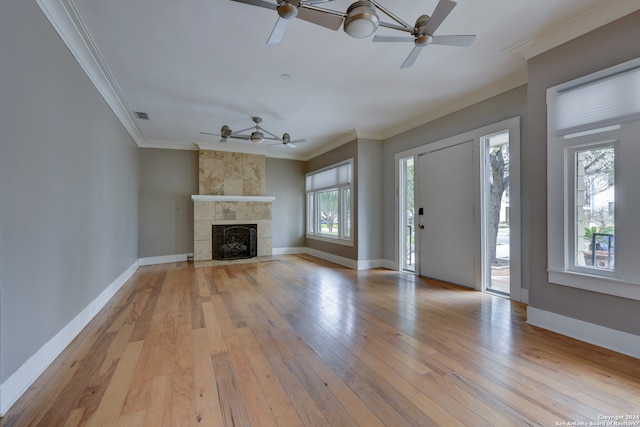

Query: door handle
<box><xmin>418</xmin><ymin>224</ymin><xmax>425</xmax><ymax>230</ymax></box>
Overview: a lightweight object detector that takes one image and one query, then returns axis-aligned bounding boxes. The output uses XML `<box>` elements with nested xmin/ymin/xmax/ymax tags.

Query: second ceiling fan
<box><xmin>230</xmin><ymin>0</ymin><xmax>476</xmax><ymax>68</ymax></box>
<box><xmin>200</xmin><ymin>116</ymin><xmax>306</xmax><ymax>148</ymax></box>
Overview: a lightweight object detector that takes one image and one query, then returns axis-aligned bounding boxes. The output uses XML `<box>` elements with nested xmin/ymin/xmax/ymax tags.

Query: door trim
<box><xmin>394</xmin><ymin>116</ymin><xmax>523</xmax><ymax>302</ymax></box>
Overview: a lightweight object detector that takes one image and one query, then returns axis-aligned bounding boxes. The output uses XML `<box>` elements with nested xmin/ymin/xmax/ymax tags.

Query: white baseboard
<box><xmin>0</xmin><ymin>260</ymin><xmax>139</xmax><ymax>416</ymax></box>
<box><xmin>303</xmin><ymin>248</ymin><xmax>359</xmax><ymax>269</ymax></box>
<box><xmin>357</xmin><ymin>259</ymin><xmax>388</xmax><ymax>270</ymax></box>
<box><xmin>138</xmin><ymin>253</ymin><xmax>189</xmax><ymax>266</ymax></box>
<box><xmin>527</xmin><ymin>307</ymin><xmax>640</xmax><ymax>359</ymax></box>
<box><xmin>272</xmin><ymin>247</ymin><xmax>306</xmax><ymax>255</ymax></box>
<box><xmin>377</xmin><ymin>259</ymin><xmax>398</xmax><ymax>270</ymax></box>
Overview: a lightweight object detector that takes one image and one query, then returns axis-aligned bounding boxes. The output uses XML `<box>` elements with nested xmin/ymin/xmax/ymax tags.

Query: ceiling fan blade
<box><xmin>199</xmin><ymin>132</ymin><xmax>229</xmax><ymax>143</ymax></box>
<box><xmin>301</xmin><ymin>0</ymin><xmax>335</xmax><ymax>4</ymax></box>
<box><xmin>401</xmin><ymin>45</ymin><xmax>424</xmax><ymax>68</ymax></box>
<box><xmin>230</xmin><ymin>0</ymin><xmax>277</xmax><ymax>11</ymax></box>
<box><xmin>267</xmin><ymin>17</ymin><xmax>289</xmax><ymax>45</ymax></box>
<box><xmin>290</xmin><ymin>138</ymin><xmax>307</xmax><ymax>144</ymax></box>
<box><xmin>297</xmin><ymin>7</ymin><xmax>343</xmax><ymax>30</ymax></box>
<box><xmin>286</xmin><ymin>142</ymin><xmax>298</xmax><ymax>148</ymax></box>
<box><xmin>425</xmin><ymin>0</ymin><xmax>456</xmax><ymax>35</ymax></box>
<box><xmin>372</xmin><ymin>35</ymin><xmax>414</xmax><ymax>43</ymax></box>
<box><xmin>230</xmin><ymin>134</ymin><xmax>251</xmax><ymax>140</ymax></box>
<box><xmin>430</xmin><ymin>34</ymin><xmax>475</xmax><ymax>47</ymax></box>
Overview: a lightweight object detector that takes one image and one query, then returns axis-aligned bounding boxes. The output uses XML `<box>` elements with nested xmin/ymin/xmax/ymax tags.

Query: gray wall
<box><xmin>306</xmin><ymin>140</ymin><xmax>359</xmax><ymax>260</ymax></box>
<box><xmin>138</xmin><ymin>148</ymin><xmax>198</xmax><ymax>257</ymax></box>
<box><xmin>0</xmin><ymin>0</ymin><xmax>139</xmax><ymax>383</ymax></box>
<box><xmin>266</xmin><ymin>158</ymin><xmax>306</xmax><ymax>249</ymax></box>
<box><xmin>526</xmin><ymin>10</ymin><xmax>640</xmax><ymax>334</ymax></box>
<box><xmin>381</xmin><ymin>86</ymin><xmax>528</xmax><ymax>265</ymax></box>
<box><xmin>137</xmin><ymin>151</ymin><xmax>305</xmax><ymax>256</ymax></box>
<box><xmin>357</xmin><ymin>139</ymin><xmax>383</xmax><ymax>261</ymax></box>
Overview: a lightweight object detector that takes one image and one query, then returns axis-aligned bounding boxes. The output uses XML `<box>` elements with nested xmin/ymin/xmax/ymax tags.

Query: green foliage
<box><xmin>584</xmin><ymin>225</ymin><xmax>614</xmax><ymax>249</ymax></box>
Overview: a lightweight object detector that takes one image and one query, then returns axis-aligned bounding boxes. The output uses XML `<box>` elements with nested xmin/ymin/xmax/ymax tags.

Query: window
<box><xmin>306</xmin><ymin>161</ymin><xmax>353</xmax><ymax>245</ymax></box>
<box><xmin>572</xmin><ymin>145</ymin><xmax>615</xmax><ymax>272</ymax></box>
<box><xmin>547</xmin><ymin>57</ymin><xmax>640</xmax><ymax>301</ymax></box>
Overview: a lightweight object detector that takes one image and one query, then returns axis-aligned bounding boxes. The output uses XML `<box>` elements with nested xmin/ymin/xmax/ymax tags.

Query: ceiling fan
<box><xmin>200</xmin><ymin>116</ymin><xmax>306</xmax><ymax>148</ymax></box>
<box><xmin>372</xmin><ymin>0</ymin><xmax>476</xmax><ymax>68</ymax></box>
<box><xmin>229</xmin><ymin>0</ymin><xmax>475</xmax><ymax>67</ymax></box>
<box><xmin>230</xmin><ymin>0</ymin><xmax>343</xmax><ymax>45</ymax></box>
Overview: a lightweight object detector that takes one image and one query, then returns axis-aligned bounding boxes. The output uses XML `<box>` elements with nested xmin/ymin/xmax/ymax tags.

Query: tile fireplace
<box><xmin>192</xmin><ymin>150</ymin><xmax>274</xmax><ymax>262</ymax></box>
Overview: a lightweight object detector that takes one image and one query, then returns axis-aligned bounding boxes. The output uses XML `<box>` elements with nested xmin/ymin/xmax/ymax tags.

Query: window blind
<box><xmin>306</xmin><ymin>162</ymin><xmax>351</xmax><ymax>191</ymax></box>
<box><xmin>555</xmin><ymin>64</ymin><xmax>640</xmax><ymax>136</ymax></box>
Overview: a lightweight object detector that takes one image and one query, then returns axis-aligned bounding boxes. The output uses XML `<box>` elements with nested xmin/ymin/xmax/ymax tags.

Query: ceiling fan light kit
<box><xmin>277</xmin><ymin>2</ymin><xmax>298</xmax><ymax>19</ymax></box>
<box><xmin>344</xmin><ymin>1</ymin><xmax>379</xmax><ymax>39</ymax></box>
<box><xmin>250</xmin><ymin>131</ymin><xmax>265</xmax><ymax>143</ymax></box>
<box><xmin>231</xmin><ymin>0</ymin><xmax>475</xmax><ymax>68</ymax></box>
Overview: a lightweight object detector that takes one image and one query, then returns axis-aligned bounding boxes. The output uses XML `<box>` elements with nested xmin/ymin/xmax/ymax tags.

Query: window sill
<box><xmin>306</xmin><ymin>234</ymin><xmax>354</xmax><ymax>247</ymax></box>
<box><xmin>548</xmin><ymin>269</ymin><xmax>640</xmax><ymax>301</ymax></box>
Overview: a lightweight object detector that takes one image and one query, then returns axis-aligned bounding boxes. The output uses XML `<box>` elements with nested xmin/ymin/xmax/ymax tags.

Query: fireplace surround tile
<box><xmin>193</xmin><ymin>150</ymin><xmax>273</xmax><ymax>262</ymax></box>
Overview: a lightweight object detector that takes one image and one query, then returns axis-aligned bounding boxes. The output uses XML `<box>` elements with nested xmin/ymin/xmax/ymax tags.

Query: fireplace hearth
<box><xmin>212</xmin><ymin>224</ymin><xmax>257</xmax><ymax>260</ymax></box>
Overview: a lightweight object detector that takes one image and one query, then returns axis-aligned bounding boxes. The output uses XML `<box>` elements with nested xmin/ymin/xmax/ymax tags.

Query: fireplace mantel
<box><xmin>191</xmin><ymin>195</ymin><xmax>275</xmax><ymax>202</ymax></box>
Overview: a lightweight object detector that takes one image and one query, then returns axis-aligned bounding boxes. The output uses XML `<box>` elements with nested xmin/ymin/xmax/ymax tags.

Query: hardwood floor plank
<box><xmin>3</xmin><ymin>256</ymin><xmax>640</xmax><ymax>427</ymax></box>
<box><xmin>201</xmin><ymin>300</ymin><xmax>228</xmax><ymax>354</ymax></box>
<box><xmin>191</xmin><ymin>328</ymin><xmax>223</xmax><ymax>425</ymax></box>
<box><xmin>142</xmin><ymin>375</ymin><xmax>173</xmax><ymax>427</ymax></box>
<box><xmin>235</xmin><ymin>327</ymin><xmax>303</xmax><ymax>426</ymax></box>
<box><xmin>116</xmin><ymin>410</ymin><xmax>146</xmax><ymax>427</ymax></box>
<box><xmin>226</xmin><ymin>333</ymin><xmax>279</xmax><ymax>427</ymax></box>
<box><xmin>248</xmin><ymin>306</ymin><xmax>330</xmax><ymax>426</ymax></box>
<box><xmin>61</xmin><ymin>408</ymin><xmax>84</xmax><ymax>427</ymax></box>
<box><xmin>171</xmin><ymin>321</ymin><xmax>197</xmax><ymax>427</ymax></box>
<box><xmin>211</xmin><ymin>352</ymin><xmax>253</xmax><ymax>427</ymax></box>
<box><xmin>280</xmin><ymin>310</ymin><xmax>416</xmax><ymax>426</ymax></box>
<box><xmin>85</xmin><ymin>340</ymin><xmax>144</xmax><ymax>427</ymax></box>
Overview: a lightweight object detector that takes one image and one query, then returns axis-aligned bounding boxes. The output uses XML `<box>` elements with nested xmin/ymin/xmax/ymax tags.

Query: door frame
<box><xmin>394</xmin><ymin>116</ymin><xmax>524</xmax><ymax>302</ymax></box>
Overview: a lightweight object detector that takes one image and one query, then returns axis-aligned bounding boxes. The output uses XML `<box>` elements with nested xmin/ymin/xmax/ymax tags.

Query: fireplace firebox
<box><xmin>212</xmin><ymin>224</ymin><xmax>257</xmax><ymax>260</ymax></box>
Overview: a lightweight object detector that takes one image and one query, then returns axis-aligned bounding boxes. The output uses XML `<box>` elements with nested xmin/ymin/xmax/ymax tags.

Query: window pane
<box><xmin>318</xmin><ymin>189</ymin><xmax>339</xmax><ymax>236</ymax></box>
<box><xmin>307</xmin><ymin>193</ymin><xmax>314</xmax><ymax>234</ymax></box>
<box><xmin>343</xmin><ymin>188</ymin><xmax>351</xmax><ymax>238</ymax></box>
<box><xmin>575</xmin><ymin>146</ymin><xmax>615</xmax><ymax>270</ymax></box>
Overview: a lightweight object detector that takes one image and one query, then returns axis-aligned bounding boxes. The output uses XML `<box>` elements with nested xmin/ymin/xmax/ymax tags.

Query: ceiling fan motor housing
<box><xmin>414</xmin><ymin>15</ymin><xmax>433</xmax><ymax>45</ymax></box>
<box><xmin>344</xmin><ymin>1</ymin><xmax>379</xmax><ymax>38</ymax></box>
<box><xmin>277</xmin><ymin>1</ymin><xmax>298</xmax><ymax>19</ymax></box>
<box><xmin>220</xmin><ymin>125</ymin><xmax>232</xmax><ymax>137</ymax></box>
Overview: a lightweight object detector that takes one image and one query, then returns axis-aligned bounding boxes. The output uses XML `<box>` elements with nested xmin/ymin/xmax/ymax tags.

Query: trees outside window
<box><xmin>488</xmin><ymin>144</ymin><xmax>509</xmax><ymax>264</ymax></box>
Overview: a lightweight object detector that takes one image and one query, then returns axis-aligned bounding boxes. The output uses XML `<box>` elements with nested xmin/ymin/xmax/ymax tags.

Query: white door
<box><xmin>417</xmin><ymin>141</ymin><xmax>475</xmax><ymax>288</ymax></box>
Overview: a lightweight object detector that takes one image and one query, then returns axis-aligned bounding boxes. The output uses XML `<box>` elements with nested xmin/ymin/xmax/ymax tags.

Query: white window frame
<box><xmin>565</xmin><ymin>133</ymin><xmax>618</xmax><ymax>278</ymax></box>
<box><xmin>547</xmin><ymin>57</ymin><xmax>640</xmax><ymax>301</ymax></box>
<box><xmin>306</xmin><ymin>160</ymin><xmax>354</xmax><ymax>246</ymax></box>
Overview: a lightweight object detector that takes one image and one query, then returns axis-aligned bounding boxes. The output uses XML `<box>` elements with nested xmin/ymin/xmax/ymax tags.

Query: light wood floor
<box><xmin>2</xmin><ymin>255</ymin><xmax>640</xmax><ymax>426</ymax></box>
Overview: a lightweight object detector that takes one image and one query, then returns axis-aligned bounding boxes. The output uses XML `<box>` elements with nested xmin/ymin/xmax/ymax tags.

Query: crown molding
<box><xmin>507</xmin><ymin>0</ymin><xmax>640</xmax><ymax>60</ymax></box>
<box><xmin>36</xmin><ymin>0</ymin><xmax>144</xmax><ymax>145</ymax></box>
<box><xmin>301</xmin><ymin>129</ymin><xmax>359</xmax><ymax>161</ymax></box>
<box><xmin>139</xmin><ymin>139</ymin><xmax>198</xmax><ymax>151</ymax></box>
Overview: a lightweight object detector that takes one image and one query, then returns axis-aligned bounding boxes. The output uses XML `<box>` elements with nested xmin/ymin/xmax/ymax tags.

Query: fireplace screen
<box><xmin>212</xmin><ymin>224</ymin><xmax>257</xmax><ymax>260</ymax></box>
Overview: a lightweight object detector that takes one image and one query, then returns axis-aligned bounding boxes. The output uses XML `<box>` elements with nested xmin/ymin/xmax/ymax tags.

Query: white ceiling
<box><xmin>38</xmin><ymin>0</ymin><xmax>640</xmax><ymax>160</ymax></box>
